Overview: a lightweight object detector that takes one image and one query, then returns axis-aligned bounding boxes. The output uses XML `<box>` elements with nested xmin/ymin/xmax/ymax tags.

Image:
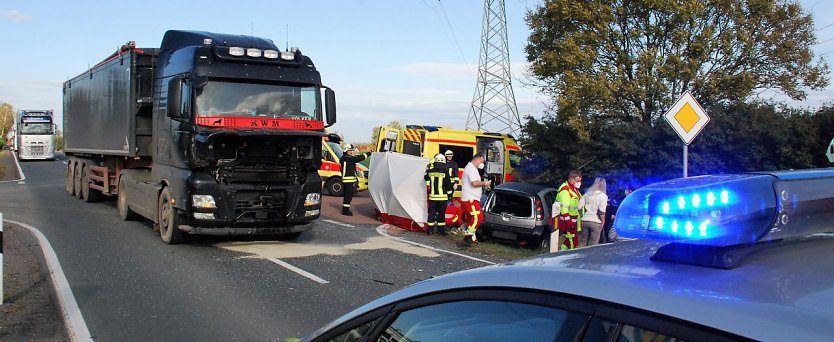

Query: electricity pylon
<box><xmin>467</xmin><ymin>0</ymin><xmax>521</xmax><ymax>136</ymax></box>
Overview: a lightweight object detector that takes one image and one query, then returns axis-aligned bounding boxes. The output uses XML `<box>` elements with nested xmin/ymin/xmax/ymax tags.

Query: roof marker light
<box><xmin>280</xmin><ymin>51</ymin><xmax>295</xmax><ymax>61</ymax></box>
<box><xmin>247</xmin><ymin>48</ymin><xmax>262</xmax><ymax>57</ymax></box>
<box><xmin>229</xmin><ymin>47</ymin><xmax>245</xmax><ymax>56</ymax></box>
<box><xmin>614</xmin><ymin>170</ymin><xmax>834</xmax><ymax>248</ymax></box>
<box><xmin>264</xmin><ymin>50</ymin><xmax>279</xmax><ymax>59</ymax></box>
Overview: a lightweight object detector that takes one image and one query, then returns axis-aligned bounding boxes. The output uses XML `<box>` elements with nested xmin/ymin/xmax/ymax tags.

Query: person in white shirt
<box><xmin>579</xmin><ymin>177</ymin><xmax>609</xmax><ymax>247</ymax></box>
<box><xmin>460</xmin><ymin>153</ymin><xmax>491</xmax><ymax>245</ymax></box>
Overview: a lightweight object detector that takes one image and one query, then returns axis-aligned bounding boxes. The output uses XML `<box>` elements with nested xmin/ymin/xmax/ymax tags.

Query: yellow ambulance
<box><xmin>374</xmin><ymin>125</ymin><xmax>522</xmax><ymax>196</ymax></box>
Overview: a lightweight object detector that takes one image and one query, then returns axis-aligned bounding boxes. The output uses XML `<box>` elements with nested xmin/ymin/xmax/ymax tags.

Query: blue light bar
<box><xmin>613</xmin><ymin>169</ymin><xmax>834</xmax><ymax>246</ymax></box>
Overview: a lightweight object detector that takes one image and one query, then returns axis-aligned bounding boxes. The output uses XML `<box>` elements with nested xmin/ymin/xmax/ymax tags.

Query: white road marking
<box><xmin>321</xmin><ymin>219</ymin><xmax>355</xmax><ymax>228</ymax></box>
<box><xmin>376</xmin><ymin>225</ymin><xmax>496</xmax><ymax>265</ymax></box>
<box><xmin>269</xmin><ymin>258</ymin><xmax>330</xmax><ymax>284</ymax></box>
<box><xmin>7</xmin><ymin>219</ymin><xmax>93</xmax><ymax>342</ymax></box>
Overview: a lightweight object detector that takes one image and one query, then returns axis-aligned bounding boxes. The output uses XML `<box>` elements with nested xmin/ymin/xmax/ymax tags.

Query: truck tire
<box><xmin>117</xmin><ymin>178</ymin><xmax>137</xmax><ymax>221</ymax></box>
<box><xmin>325</xmin><ymin>178</ymin><xmax>344</xmax><ymax>196</ymax></box>
<box><xmin>80</xmin><ymin>165</ymin><xmax>101</xmax><ymax>202</ymax></box>
<box><xmin>66</xmin><ymin>162</ymin><xmax>76</xmax><ymax>196</ymax></box>
<box><xmin>158</xmin><ymin>187</ymin><xmax>186</xmax><ymax>244</ymax></box>
<box><xmin>73</xmin><ymin>162</ymin><xmax>83</xmax><ymax>199</ymax></box>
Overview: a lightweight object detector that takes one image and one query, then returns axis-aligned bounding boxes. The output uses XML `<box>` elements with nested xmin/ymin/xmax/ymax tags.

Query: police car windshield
<box><xmin>195</xmin><ymin>81</ymin><xmax>320</xmax><ymax>120</ymax></box>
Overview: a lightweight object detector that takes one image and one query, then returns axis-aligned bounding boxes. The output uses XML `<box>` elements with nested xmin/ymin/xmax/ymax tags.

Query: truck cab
<box><xmin>64</xmin><ymin>31</ymin><xmax>336</xmax><ymax>244</ymax></box>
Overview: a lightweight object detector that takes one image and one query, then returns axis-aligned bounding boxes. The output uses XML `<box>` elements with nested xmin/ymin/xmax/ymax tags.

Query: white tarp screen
<box><xmin>369</xmin><ymin>152</ymin><xmax>428</xmax><ymax>226</ymax></box>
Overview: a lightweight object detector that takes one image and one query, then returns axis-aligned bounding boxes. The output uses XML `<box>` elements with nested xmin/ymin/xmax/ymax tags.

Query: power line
<box><xmin>437</xmin><ymin>0</ymin><xmax>471</xmax><ymax>68</ymax></box>
<box><xmin>816</xmin><ymin>22</ymin><xmax>834</xmax><ymax>32</ymax></box>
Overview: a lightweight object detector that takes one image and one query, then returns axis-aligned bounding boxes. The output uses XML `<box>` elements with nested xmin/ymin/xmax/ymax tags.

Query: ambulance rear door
<box><xmin>375</xmin><ymin>127</ymin><xmax>401</xmax><ymax>153</ymax></box>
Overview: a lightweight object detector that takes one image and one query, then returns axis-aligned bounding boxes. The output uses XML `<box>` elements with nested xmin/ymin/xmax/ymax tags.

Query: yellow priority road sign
<box><xmin>664</xmin><ymin>91</ymin><xmax>710</xmax><ymax>145</ymax></box>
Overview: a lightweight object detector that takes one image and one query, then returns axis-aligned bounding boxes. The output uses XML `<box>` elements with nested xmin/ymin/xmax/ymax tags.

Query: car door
<box><xmin>312</xmin><ymin>288</ymin><xmax>745</xmax><ymax>342</ymax></box>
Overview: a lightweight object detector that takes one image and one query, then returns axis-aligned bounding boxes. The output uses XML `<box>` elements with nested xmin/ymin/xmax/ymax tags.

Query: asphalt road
<box><xmin>0</xmin><ymin>156</ymin><xmax>492</xmax><ymax>341</ymax></box>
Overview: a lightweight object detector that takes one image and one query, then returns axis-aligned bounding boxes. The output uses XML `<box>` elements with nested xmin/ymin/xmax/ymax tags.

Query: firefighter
<box><xmin>340</xmin><ymin>144</ymin><xmax>370</xmax><ymax>216</ymax></box>
<box><xmin>555</xmin><ymin>170</ymin><xmax>583</xmax><ymax>251</ymax></box>
<box><xmin>444</xmin><ymin>150</ymin><xmax>459</xmax><ymax>201</ymax></box>
<box><xmin>425</xmin><ymin>154</ymin><xmax>453</xmax><ymax>235</ymax></box>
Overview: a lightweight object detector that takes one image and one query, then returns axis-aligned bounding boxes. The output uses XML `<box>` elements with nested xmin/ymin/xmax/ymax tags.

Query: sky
<box><xmin>1</xmin><ymin>0</ymin><xmax>833</xmax><ymax>143</ymax></box>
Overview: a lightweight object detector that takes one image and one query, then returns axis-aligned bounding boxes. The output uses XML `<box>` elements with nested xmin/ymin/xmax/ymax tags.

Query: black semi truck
<box><xmin>63</xmin><ymin>30</ymin><xmax>335</xmax><ymax>243</ymax></box>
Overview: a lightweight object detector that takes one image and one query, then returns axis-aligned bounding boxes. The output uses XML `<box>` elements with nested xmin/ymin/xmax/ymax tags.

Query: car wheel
<box><xmin>158</xmin><ymin>187</ymin><xmax>186</xmax><ymax>244</ymax></box>
<box><xmin>534</xmin><ymin>234</ymin><xmax>550</xmax><ymax>251</ymax></box>
<box><xmin>325</xmin><ymin>178</ymin><xmax>344</xmax><ymax>196</ymax></box>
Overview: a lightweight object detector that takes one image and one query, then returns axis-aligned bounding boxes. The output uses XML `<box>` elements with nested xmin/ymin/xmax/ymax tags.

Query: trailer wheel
<box><xmin>117</xmin><ymin>178</ymin><xmax>137</xmax><ymax>221</ymax></box>
<box><xmin>325</xmin><ymin>178</ymin><xmax>344</xmax><ymax>196</ymax></box>
<box><xmin>73</xmin><ymin>162</ymin><xmax>83</xmax><ymax>199</ymax></box>
<box><xmin>66</xmin><ymin>161</ymin><xmax>76</xmax><ymax>195</ymax></box>
<box><xmin>80</xmin><ymin>165</ymin><xmax>101</xmax><ymax>203</ymax></box>
<box><xmin>158</xmin><ymin>187</ymin><xmax>186</xmax><ymax>244</ymax></box>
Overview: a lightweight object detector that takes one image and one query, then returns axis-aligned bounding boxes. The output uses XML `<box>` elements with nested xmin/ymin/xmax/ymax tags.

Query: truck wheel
<box><xmin>117</xmin><ymin>178</ymin><xmax>137</xmax><ymax>221</ymax></box>
<box><xmin>73</xmin><ymin>162</ymin><xmax>83</xmax><ymax>199</ymax></box>
<box><xmin>66</xmin><ymin>162</ymin><xmax>76</xmax><ymax>196</ymax></box>
<box><xmin>80</xmin><ymin>165</ymin><xmax>101</xmax><ymax>202</ymax></box>
<box><xmin>325</xmin><ymin>178</ymin><xmax>344</xmax><ymax>196</ymax></box>
<box><xmin>158</xmin><ymin>187</ymin><xmax>186</xmax><ymax>244</ymax></box>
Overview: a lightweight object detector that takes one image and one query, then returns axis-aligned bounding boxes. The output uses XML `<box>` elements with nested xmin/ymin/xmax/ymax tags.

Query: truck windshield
<box><xmin>195</xmin><ymin>81</ymin><xmax>320</xmax><ymax>120</ymax></box>
<box><xmin>20</xmin><ymin>122</ymin><xmax>54</xmax><ymax>134</ymax></box>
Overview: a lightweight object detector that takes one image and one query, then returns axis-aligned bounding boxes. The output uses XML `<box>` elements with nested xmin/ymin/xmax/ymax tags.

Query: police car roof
<box><xmin>316</xmin><ymin>236</ymin><xmax>834</xmax><ymax>341</ymax></box>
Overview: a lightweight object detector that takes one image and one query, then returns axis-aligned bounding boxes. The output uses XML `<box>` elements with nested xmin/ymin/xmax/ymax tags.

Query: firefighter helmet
<box><xmin>434</xmin><ymin>154</ymin><xmax>445</xmax><ymax>163</ymax></box>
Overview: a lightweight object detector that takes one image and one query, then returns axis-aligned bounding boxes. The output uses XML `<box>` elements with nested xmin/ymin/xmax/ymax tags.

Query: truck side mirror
<box><xmin>324</xmin><ymin>87</ymin><xmax>336</xmax><ymax>127</ymax></box>
<box><xmin>167</xmin><ymin>79</ymin><xmax>183</xmax><ymax>120</ymax></box>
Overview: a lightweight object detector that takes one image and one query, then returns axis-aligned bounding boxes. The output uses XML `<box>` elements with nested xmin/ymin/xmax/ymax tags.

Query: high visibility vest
<box><xmin>557</xmin><ymin>181</ymin><xmax>582</xmax><ymax>217</ymax></box>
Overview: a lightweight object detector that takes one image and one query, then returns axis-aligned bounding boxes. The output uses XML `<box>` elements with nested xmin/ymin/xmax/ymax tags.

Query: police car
<box><xmin>306</xmin><ymin>169</ymin><xmax>834</xmax><ymax>341</ymax></box>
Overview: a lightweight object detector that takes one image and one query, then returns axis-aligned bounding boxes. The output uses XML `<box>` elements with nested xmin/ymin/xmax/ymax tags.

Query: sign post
<box><xmin>664</xmin><ymin>91</ymin><xmax>710</xmax><ymax>178</ymax></box>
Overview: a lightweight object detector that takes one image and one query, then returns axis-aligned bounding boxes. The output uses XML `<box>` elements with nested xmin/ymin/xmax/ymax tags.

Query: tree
<box><xmin>0</xmin><ymin>102</ymin><xmax>15</xmax><ymax>143</ymax></box>
<box><xmin>525</xmin><ymin>0</ymin><xmax>829</xmax><ymax>126</ymax></box>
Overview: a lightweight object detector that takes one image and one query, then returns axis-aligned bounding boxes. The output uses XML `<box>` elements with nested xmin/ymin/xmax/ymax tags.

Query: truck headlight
<box><xmin>304</xmin><ymin>193</ymin><xmax>321</xmax><ymax>206</ymax></box>
<box><xmin>192</xmin><ymin>195</ymin><xmax>217</xmax><ymax>209</ymax></box>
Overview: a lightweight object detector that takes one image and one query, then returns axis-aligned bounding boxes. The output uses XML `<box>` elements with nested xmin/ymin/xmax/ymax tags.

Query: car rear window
<box><xmin>489</xmin><ymin>192</ymin><xmax>533</xmax><ymax>218</ymax></box>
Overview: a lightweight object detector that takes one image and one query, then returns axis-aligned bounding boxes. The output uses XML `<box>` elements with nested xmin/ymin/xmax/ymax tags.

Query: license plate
<box><xmin>492</xmin><ymin>230</ymin><xmax>517</xmax><ymax>240</ymax></box>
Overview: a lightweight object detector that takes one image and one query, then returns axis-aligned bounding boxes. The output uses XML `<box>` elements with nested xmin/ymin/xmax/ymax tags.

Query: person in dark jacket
<box><xmin>425</xmin><ymin>154</ymin><xmax>453</xmax><ymax>235</ymax></box>
<box><xmin>444</xmin><ymin>150</ymin><xmax>459</xmax><ymax>201</ymax></box>
<box><xmin>340</xmin><ymin>144</ymin><xmax>370</xmax><ymax>216</ymax></box>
